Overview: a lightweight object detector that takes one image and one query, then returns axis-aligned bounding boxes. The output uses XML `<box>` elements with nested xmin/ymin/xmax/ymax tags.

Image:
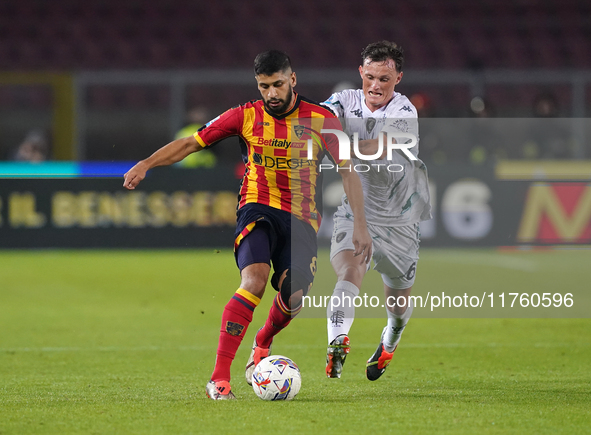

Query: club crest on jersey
<box><xmin>366</xmin><ymin>118</ymin><xmax>376</xmax><ymax>134</ymax></box>
<box><xmin>225</xmin><ymin>321</ymin><xmax>245</xmax><ymax>336</ymax></box>
<box><xmin>294</xmin><ymin>124</ymin><xmax>305</xmax><ymax>139</ymax></box>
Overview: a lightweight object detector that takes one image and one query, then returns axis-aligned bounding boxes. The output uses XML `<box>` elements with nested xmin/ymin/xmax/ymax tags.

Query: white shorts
<box><xmin>330</xmin><ymin>207</ymin><xmax>420</xmax><ymax>290</ymax></box>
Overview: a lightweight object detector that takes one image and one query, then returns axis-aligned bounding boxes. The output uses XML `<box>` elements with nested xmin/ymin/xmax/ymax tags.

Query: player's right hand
<box><xmin>123</xmin><ymin>162</ymin><xmax>148</xmax><ymax>190</ymax></box>
<box><xmin>352</xmin><ymin>225</ymin><xmax>373</xmax><ymax>264</ymax></box>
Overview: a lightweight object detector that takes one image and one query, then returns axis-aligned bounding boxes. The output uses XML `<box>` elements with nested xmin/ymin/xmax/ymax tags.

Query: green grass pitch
<box><xmin>1</xmin><ymin>248</ymin><xmax>590</xmax><ymax>434</ymax></box>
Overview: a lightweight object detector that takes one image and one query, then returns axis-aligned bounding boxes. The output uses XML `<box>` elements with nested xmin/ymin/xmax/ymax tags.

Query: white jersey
<box><xmin>322</xmin><ymin>89</ymin><xmax>431</xmax><ymax>226</ymax></box>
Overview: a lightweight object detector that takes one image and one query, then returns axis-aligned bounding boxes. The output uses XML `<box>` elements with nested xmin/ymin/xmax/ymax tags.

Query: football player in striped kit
<box><xmin>123</xmin><ymin>50</ymin><xmax>372</xmax><ymax>399</ymax></box>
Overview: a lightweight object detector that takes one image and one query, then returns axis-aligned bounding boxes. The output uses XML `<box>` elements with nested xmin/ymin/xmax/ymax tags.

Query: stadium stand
<box><xmin>1</xmin><ymin>0</ymin><xmax>590</xmax><ymax>70</ymax></box>
<box><xmin>1</xmin><ymin>0</ymin><xmax>590</xmax><ymax>160</ymax></box>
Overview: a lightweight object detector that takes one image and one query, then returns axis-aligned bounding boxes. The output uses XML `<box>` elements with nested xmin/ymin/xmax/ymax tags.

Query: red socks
<box><xmin>210</xmin><ymin>290</ymin><xmax>303</xmax><ymax>382</ymax></box>
<box><xmin>256</xmin><ymin>293</ymin><xmax>301</xmax><ymax>349</ymax></box>
<box><xmin>211</xmin><ymin>289</ymin><xmax>260</xmax><ymax>382</ymax></box>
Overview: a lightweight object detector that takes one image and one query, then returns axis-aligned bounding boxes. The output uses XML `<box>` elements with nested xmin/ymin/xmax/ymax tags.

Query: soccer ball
<box><xmin>251</xmin><ymin>355</ymin><xmax>301</xmax><ymax>401</ymax></box>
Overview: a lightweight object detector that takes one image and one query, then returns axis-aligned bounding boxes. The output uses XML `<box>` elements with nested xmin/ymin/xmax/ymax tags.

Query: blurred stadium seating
<box><xmin>1</xmin><ymin>0</ymin><xmax>590</xmax><ymax>161</ymax></box>
<box><xmin>1</xmin><ymin>0</ymin><xmax>590</xmax><ymax>70</ymax></box>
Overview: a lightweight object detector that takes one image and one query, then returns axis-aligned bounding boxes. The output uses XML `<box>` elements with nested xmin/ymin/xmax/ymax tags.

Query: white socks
<box><xmin>383</xmin><ymin>300</ymin><xmax>414</xmax><ymax>352</ymax></box>
<box><xmin>327</xmin><ymin>280</ymin><xmax>414</xmax><ymax>351</ymax></box>
<box><xmin>327</xmin><ymin>280</ymin><xmax>359</xmax><ymax>344</ymax></box>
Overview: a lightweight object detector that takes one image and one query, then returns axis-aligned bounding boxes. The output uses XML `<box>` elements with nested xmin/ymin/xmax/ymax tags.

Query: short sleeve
<box><xmin>321</xmin><ymin>92</ymin><xmax>346</xmax><ymax>118</ymax></box>
<box><xmin>194</xmin><ymin>106</ymin><xmax>244</xmax><ymax>147</ymax></box>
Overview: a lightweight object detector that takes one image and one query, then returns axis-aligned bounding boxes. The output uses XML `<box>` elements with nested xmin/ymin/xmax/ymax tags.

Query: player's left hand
<box><xmin>352</xmin><ymin>225</ymin><xmax>372</xmax><ymax>264</ymax></box>
<box><xmin>123</xmin><ymin>161</ymin><xmax>148</xmax><ymax>190</ymax></box>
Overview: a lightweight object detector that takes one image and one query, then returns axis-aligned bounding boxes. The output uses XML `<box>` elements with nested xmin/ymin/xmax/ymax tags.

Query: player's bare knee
<box><xmin>385</xmin><ymin>286</ymin><xmax>412</xmax><ymax>315</ymax></box>
<box><xmin>389</xmin><ymin>302</ymin><xmax>407</xmax><ymax>316</ymax></box>
<box><xmin>337</xmin><ymin>264</ymin><xmax>365</xmax><ymax>286</ymax></box>
<box><xmin>239</xmin><ymin>279</ymin><xmax>267</xmax><ymax>298</ymax></box>
<box><xmin>240</xmin><ymin>264</ymin><xmax>270</xmax><ymax>298</ymax></box>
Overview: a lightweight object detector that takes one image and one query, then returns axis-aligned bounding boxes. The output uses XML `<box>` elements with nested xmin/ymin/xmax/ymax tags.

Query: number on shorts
<box><xmin>406</xmin><ymin>262</ymin><xmax>416</xmax><ymax>280</ymax></box>
<box><xmin>310</xmin><ymin>256</ymin><xmax>317</xmax><ymax>276</ymax></box>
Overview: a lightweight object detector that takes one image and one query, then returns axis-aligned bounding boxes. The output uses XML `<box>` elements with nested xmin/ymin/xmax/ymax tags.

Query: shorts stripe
<box><xmin>234</xmin><ymin>221</ymin><xmax>257</xmax><ymax>251</ymax></box>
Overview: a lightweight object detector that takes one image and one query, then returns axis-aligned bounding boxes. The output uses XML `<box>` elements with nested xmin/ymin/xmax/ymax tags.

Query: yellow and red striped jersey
<box><xmin>194</xmin><ymin>93</ymin><xmax>345</xmax><ymax>232</ymax></box>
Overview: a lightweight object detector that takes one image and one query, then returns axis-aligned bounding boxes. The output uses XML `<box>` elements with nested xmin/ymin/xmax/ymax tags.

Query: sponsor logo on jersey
<box><xmin>256</xmin><ymin>137</ymin><xmax>291</xmax><ymax>148</ymax></box>
<box><xmin>291</xmin><ymin>141</ymin><xmax>306</xmax><ymax>149</ymax></box>
<box><xmin>401</xmin><ymin>105</ymin><xmax>412</xmax><ymax>112</ymax></box>
<box><xmin>252</xmin><ymin>153</ymin><xmax>317</xmax><ymax>170</ymax></box>
<box><xmin>350</xmin><ymin>109</ymin><xmax>363</xmax><ymax>117</ymax></box>
<box><xmin>205</xmin><ymin>115</ymin><xmax>221</xmax><ymax>127</ymax></box>
<box><xmin>256</xmin><ymin>121</ymin><xmax>270</xmax><ymax>126</ymax></box>
<box><xmin>391</xmin><ymin>119</ymin><xmax>409</xmax><ymax>132</ymax></box>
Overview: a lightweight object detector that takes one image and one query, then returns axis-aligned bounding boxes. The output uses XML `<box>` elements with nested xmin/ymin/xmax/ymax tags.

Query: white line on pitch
<box><xmin>1</xmin><ymin>342</ymin><xmax>587</xmax><ymax>353</ymax></box>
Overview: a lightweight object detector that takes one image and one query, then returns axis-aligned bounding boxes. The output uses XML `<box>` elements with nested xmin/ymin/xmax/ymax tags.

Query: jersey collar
<box><xmin>362</xmin><ymin>92</ymin><xmax>398</xmax><ymax>116</ymax></box>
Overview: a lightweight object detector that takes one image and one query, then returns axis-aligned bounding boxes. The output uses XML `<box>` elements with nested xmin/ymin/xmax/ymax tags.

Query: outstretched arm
<box><xmin>123</xmin><ymin>136</ymin><xmax>203</xmax><ymax>190</ymax></box>
<box><xmin>339</xmin><ymin>168</ymin><xmax>372</xmax><ymax>263</ymax></box>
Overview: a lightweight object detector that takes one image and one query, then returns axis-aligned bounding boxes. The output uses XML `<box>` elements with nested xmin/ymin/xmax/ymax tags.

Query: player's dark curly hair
<box><xmin>254</xmin><ymin>50</ymin><xmax>292</xmax><ymax>76</ymax></box>
<box><xmin>361</xmin><ymin>41</ymin><xmax>404</xmax><ymax>72</ymax></box>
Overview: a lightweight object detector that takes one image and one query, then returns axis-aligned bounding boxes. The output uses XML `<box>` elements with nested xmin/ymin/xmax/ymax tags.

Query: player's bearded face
<box><xmin>359</xmin><ymin>59</ymin><xmax>402</xmax><ymax>111</ymax></box>
<box><xmin>263</xmin><ymin>84</ymin><xmax>293</xmax><ymax>114</ymax></box>
<box><xmin>257</xmin><ymin>70</ymin><xmax>297</xmax><ymax>115</ymax></box>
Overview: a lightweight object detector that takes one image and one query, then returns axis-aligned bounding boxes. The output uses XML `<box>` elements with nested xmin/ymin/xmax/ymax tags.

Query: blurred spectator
<box><xmin>467</xmin><ymin>97</ymin><xmax>506</xmax><ymax>164</ymax></box>
<box><xmin>409</xmin><ymin>93</ymin><xmax>445</xmax><ymax>164</ymax></box>
<box><xmin>331</xmin><ymin>81</ymin><xmax>356</xmax><ymax>94</ymax></box>
<box><xmin>11</xmin><ymin>130</ymin><xmax>49</xmax><ymax>162</ymax></box>
<box><xmin>532</xmin><ymin>92</ymin><xmax>559</xmax><ymax>118</ymax></box>
<box><xmin>469</xmin><ymin>96</ymin><xmax>494</xmax><ymax>118</ymax></box>
<box><xmin>522</xmin><ymin>92</ymin><xmax>572</xmax><ymax>159</ymax></box>
<box><xmin>174</xmin><ymin>106</ymin><xmax>217</xmax><ymax>168</ymax></box>
<box><xmin>410</xmin><ymin>93</ymin><xmax>434</xmax><ymax>118</ymax></box>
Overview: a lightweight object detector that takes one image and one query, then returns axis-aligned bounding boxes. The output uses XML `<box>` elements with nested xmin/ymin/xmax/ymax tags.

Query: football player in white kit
<box><xmin>322</xmin><ymin>41</ymin><xmax>431</xmax><ymax>380</ymax></box>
